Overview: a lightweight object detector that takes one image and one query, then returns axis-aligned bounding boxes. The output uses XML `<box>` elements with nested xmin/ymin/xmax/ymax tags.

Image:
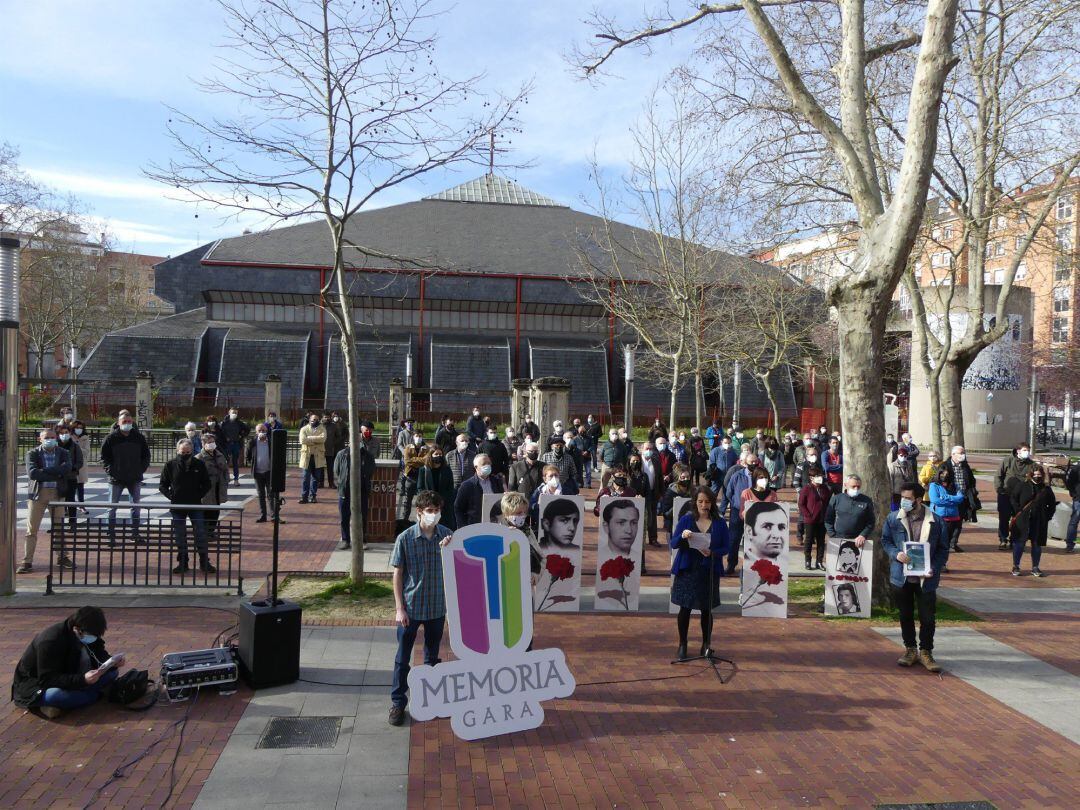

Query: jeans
<box><xmin>726</xmin><ymin>515</ymin><xmax>743</xmax><ymax>573</ymax></box>
<box><xmin>254</xmin><ymin>471</ymin><xmax>271</xmax><ymax>518</ymax></box>
<box><xmin>583</xmin><ymin>458</ymin><xmax>593</xmax><ymax>488</ymax></box>
<box><xmin>107</xmin><ymin>482</ymin><xmax>142</xmax><ymax>534</ymax></box>
<box><xmin>997</xmin><ymin>492</ymin><xmax>1013</xmax><ymax>541</ymax></box>
<box><xmin>893</xmin><ymin>582</ymin><xmax>937</xmax><ymax>651</ymax></box>
<box><xmin>302</xmin><ymin>467</ymin><xmax>323</xmax><ymax>499</ymax></box>
<box><xmin>227</xmin><ymin>441</ymin><xmax>243</xmax><ymax>480</ymax></box>
<box><xmin>172</xmin><ymin>509</ymin><xmax>207</xmax><ymax>563</ymax></box>
<box><xmin>1066</xmin><ymin>499</ymin><xmax>1079</xmax><ymax>549</ymax></box>
<box><xmin>41</xmin><ymin>668</ymin><xmax>118</xmax><ymax>710</ymax></box>
<box><xmin>339</xmin><ymin>495</ymin><xmax>351</xmax><ymax>545</ymax></box>
<box><xmin>1011</xmin><ymin>537</ymin><xmax>1043</xmax><ymax>569</ymax></box>
<box><xmin>391</xmin><ymin>616</ymin><xmax>445</xmax><ymax>708</ymax></box>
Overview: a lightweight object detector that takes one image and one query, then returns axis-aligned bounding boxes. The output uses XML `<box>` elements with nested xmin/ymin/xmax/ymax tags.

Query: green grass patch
<box><xmin>786</xmin><ymin>576</ymin><xmax>981</xmax><ymax>623</ymax></box>
<box><xmin>279</xmin><ymin>575</ymin><xmax>395</xmax><ymax>622</ymax></box>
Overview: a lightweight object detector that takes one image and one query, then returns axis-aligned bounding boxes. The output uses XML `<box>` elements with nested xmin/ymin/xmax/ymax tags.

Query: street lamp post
<box><xmin>1</xmin><ymin>234</ymin><xmax>21</xmax><ymax>595</ymax></box>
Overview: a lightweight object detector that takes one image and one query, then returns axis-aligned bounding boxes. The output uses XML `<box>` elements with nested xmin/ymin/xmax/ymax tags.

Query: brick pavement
<box><xmin>408</xmin><ymin>613</ymin><xmax>1080</xmax><ymax>809</ymax></box>
<box><xmin>0</xmin><ymin>607</ymin><xmax>250</xmax><ymax>810</ymax></box>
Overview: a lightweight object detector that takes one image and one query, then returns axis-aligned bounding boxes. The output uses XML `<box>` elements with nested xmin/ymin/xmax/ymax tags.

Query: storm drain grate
<box><xmin>256</xmin><ymin>716</ymin><xmax>342</xmax><ymax>749</ymax></box>
<box><xmin>876</xmin><ymin>803</ymin><xmax>997</xmax><ymax>810</ymax></box>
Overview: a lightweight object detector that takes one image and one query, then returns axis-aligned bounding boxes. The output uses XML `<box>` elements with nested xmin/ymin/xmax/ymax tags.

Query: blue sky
<box><xmin>0</xmin><ymin>1</ymin><xmax>691</xmax><ymax>257</ymax></box>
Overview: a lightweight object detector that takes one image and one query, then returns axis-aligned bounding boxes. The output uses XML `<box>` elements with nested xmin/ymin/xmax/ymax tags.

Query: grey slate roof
<box><xmin>424</xmin><ymin>174</ymin><xmax>564</xmax><ymax>207</ymax></box>
<box><xmin>429</xmin><ymin>335</ymin><xmax>511</xmax><ymax>413</ymax></box>
<box><xmin>324</xmin><ymin>334</ymin><xmax>412</xmax><ymax>411</ymax></box>
<box><xmin>217</xmin><ymin>325</ymin><xmax>309</xmax><ymax>406</ymax></box>
<box><xmin>527</xmin><ymin>338</ymin><xmax>610</xmax><ymax>411</ymax></box>
<box><xmin>202</xmin><ymin>174</ymin><xmax>774</xmax><ymax>283</ymax></box>
<box><xmin>78</xmin><ymin>332</ymin><xmax>202</xmax><ymax>405</ymax></box>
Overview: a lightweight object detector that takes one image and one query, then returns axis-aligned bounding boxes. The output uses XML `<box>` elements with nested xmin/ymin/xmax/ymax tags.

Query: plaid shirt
<box><xmin>390</xmin><ymin>522</ymin><xmax>451</xmax><ymax>621</ymax></box>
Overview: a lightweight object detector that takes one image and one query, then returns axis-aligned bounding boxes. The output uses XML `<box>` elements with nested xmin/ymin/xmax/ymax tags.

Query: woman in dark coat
<box><xmin>417</xmin><ymin>450</ymin><xmax>456</xmax><ymax>529</ymax></box>
<box><xmin>670</xmin><ymin>486</ymin><xmax>730</xmax><ymax>661</ymax></box>
<box><xmin>1007</xmin><ymin>465</ymin><xmax>1057</xmax><ymax>577</ymax></box>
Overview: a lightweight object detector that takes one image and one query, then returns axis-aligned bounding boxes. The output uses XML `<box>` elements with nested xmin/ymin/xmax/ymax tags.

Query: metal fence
<box><xmin>46</xmin><ymin>502</ymin><xmax>244</xmax><ymax>595</ymax></box>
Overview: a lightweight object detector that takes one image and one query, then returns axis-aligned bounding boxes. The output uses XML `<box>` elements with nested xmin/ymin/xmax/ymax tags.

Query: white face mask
<box><xmin>812</xmin><ymin>476</ymin><xmax>824</xmax><ymax>485</ymax></box>
<box><xmin>419</xmin><ymin>511</ymin><xmax>440</xmax><ymax>528</ymax></box>
<box><xmin>479</xmin><ymin>465</ymin><xmax>492</xmax><ymax>477</ymax></box>
<box><xmin>74</xmin><ymin>428</ymin><xmax>84</xmax><ymax>436</ymax></box>
<box><xmin>656</xmin><ymin>442</ymin><xmax>667</xmax><ymax>451</ymax></box>
<box><xmin>508</xmin><ymin>514</ymin><xmax>527</xmax><ymax>527</ymax></box>
<box><xmin>609</xmin><ymin>433</ymin><xmax>618</xmax><ymax>442</ymax></box>
<box><xmin>846</xmin><ymin>487</ymin><xmax>860</xmax><ymax>498</ymax></box>
<box><xmin>205</xmin><ymin>442</ymin><xmax>217</xmax><ymax>451</ymax></box>
<box><xmin>472</xmin><ymin>411</ymin><xmax>480</xmax><ymax>417</ymax></box>
<box><xmin>186</xmin><ymin>429</ymin><xmax>197</xmax><ymax>437</ymax></box>
<box><xmin>643</xmin><ymin>450</ymin><xmax>653</xmax><ymax>458</ymax></box>
<box><xmin>721</xmin><ymin>443</ymin><xmax>731</xmax><ymax>450</ymax></box>
<box><xmin>487</xmin><ymin>432</ymin><xmax>497</xmax><ymax>440</ymax></box>
<box><xmin>545</xmin><ymin>478</ymin><xmax>559</xmax><ymax>491</ymax></box>
<box><xmin>803</xmin><ymin>439</ymin><xmax>812</xmax><ymax>446</ymax></box>
<box><xmin>1018</xmin><ymin>449</ymin><xmax>1030</xmax><ymax>460</ymax></box>
<box><xmin>456</xmin><ymin>442</ymin><xmax>468</xmax><ymax>451</ymax></box>
<box><xmin>955</xmin><ymin>454</ymin><xmax>966</xmax><ymax>463</ymax></box>
<box><xmin>807</xmin><ymin>454</ymin><xmax>818</xmax><ymax>463</ymax></box>
<box><xmin>230</xmin><ymin>413</ymin><xmax>238</xmax><ymax>419</ymax></box>
<box><xmin>413</xmin><ymin>437</ymin><xmax>423</xmax><ymax>445</ymax></box>
<box><xmin>120</xmin><ymin>423</ymin><xmax>133</xmax><ymax>432</ymax></box>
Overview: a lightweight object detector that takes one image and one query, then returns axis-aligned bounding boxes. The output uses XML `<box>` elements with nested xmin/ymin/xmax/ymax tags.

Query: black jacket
<box><xmin>334</xmin><ymin>444</ymin><xmax>374</xmax><ymax>499</ymax></box>
<box><xmin>1007</xmin><ymin>478</ymin><xmax>1057</xmax><ymax>544</ymax></box>
<box><xmin>100</xmin><ymin>429</ymin><xmax>150</xmax><ymax>486</ymax></box>
<box><xmin>12</xmin><ymin>617</ymin><xmax>111</xmax><ymax>708</ymax></box>
<box><xmin>159</xmin><ymin>454</ymin><xmax>212</xmax><ymax>505</ymax></box>
<box><xmin>434</xmin><ymin>425</ymin><xmax>458</xmax><ymax>455</ymax></box>
<box><xmin>480</xmin><ymin>438</ymin><xmax>511</xmax><ymax>478</ymax></box>
<box><xmin>220</xmin><ymin>416</ymin><xmax>250</xmax><ymax>443</ymax></box>
<box><xmin>825</xmin><ymin>492</ymin><xmax>876</xmax><ymax>539</ymax></box>
<box><xmin>454</xmin><ymin>474</ymin><xmax>505</xmax><ymax>529</ymax></box>
<box><xmin>508</xmin><ymin>458</ymin><xmax>543</xmax><ymax>496</ymax></box>
<box><xmin>26</xmin><ymin>446</ymin><xmax>72</xmax><ymax>501</ymax></box>
<box><xmin>245</xmin><ymin>434</ymin><xmax>273</xmax><ymax>474</ymax></box>
<box><xmin>323</xmin><ymin>419</ymin><xmax>345</xmax><ymax>459</ymax></box>
<box><xmin>57</xmin><ymin>438</ymin><xmax>83</xmax><ymax>482</ymax></box>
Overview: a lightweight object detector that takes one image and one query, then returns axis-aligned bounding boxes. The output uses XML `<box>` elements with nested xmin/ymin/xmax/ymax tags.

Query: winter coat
<box><xmin>825</xmin><ymin>492</ymin><xmax>875</xmax><ymax>539</ymax></box>
<box><xmin>445</xmin><ymin>447</ymin><xmax>477</xmax><ymax>489</ymax></box>
<box><xmin>417</xmin><ymin>462</ymin><xmax>456</xmax><ymax>522</ymax></box>
<box><xmin>798</xmin><ymin>483</ymin><xmax>833</xmax><ymax>526</ymax></box>
<box><xmin>687</xmin><ymin>437</ymin><xmax>709</xmax><ymax>473</ymax></box>
<box><xmin>100</xmin><ymin>429</ymin><xmax>150</xmax><ymax>486</ymax></box>
<box><xmin>918</xmin><ymin>461</ymin><xmax>940</xmax><ymax>503</ymax></box>
<box><xmin>740</xmin><ymin>485</ymin><xmax>778</xmax><ymax>518</ymax></box>
<box><xmin>723</xmin><ymin>466</ymin><xmax>753</xmax><ymax>522</ymax></box>
<box><xmin>466</xmin><ymin>415</ymin><xmax>486</xmax><ymax>443</ymax></box>
<box><xmin>707</xmin><ymin>446</ymin><xmax>738</xmax><ymax>485</ymax></box>
<box><xmin>220</xmin><ymin>416</ymin><xmax>250</xmax><ymax>444</ymax></box>
<box><xmin>881</xmin><ymin>508</ymin><xmax>948</xmax><ymax>591</ymax></box>
<box><xmin>929</xmin><ymin>482</ymin><xmax>966</xmax><ymax>519</ymax></box>
<box><xmin>540</xmin><ymin>450</ymin><xmax>579</xmax><ymax>492</ymax></box>
<box><xmin>598</xmin><ymin>440</ymin><xmax>628</xmax><ymax>468</ymax></box>
<box><xmin>454</xmin><ymin>474</ymin><xmax>505</xmax><ymax>529</ymax></box>
<box><xmin>480</xmin><ymin>438</ymin><xmax>511</xmax><ymax>478</ymax></box>
<box><xmin>159</xmin><ymin>454</ymin><xmax>211</xmax><ymax>505</ymax></box>
<box><xmin>197</xmin><ymin>449</ymin><xmax>230</xmax><ymax>505</ymax></box>
<box><xmin>12</xmin><ymin>617</ymin><xmax>112</xmax><ymax>708</ymax></box>
<box><xmin>26</xmin><ymin>446</ymin><xmax>72</xmax><ymax>501</ymax></box>
<box><xmin>822</xmin><ymin>450</ymin><xmax>844</xmax><ymax>486</ymax></box>
<box><xmin>889</xmin><ymin>459</ymin><xmax>916</xmax><ymax>495</ymax></box>
<box><xmin>761</xmin><ymin>449</ymin><xmax>785</xmax><ymax>489</ymax></box>
<box><xmin>508</xmin><ymin>458</ymin><xmax>544</xmax><ymax>496</ymax></box>
<box><xmin>996</xmin><ymin>454</ymin><xmax>1036</xmax><ymax>494</ymax></box>
<box><xmin>434</xmin><ymin>425</ymin><xmax>458</xmax><ymax>455</ymax></box>
<box><xmin>57</xmin><ymin>438</ymin><xmax>83</xmax><ymax>487</ymax></box>
<box><xmin>298</xmin><ymin>423</ymin><xmax>327</xmax><ymax>470</ymax></box>
<box><xmin>659</xmin><ymin>482</ymin><xmax>694</xmax><ymax>528</ymax></box>
<box><xmin>403</xmin><ymin>443</ymin><xmax>431</xmax><ymax>479</ymax></box>
<box><xmin>75</xmin><ymin>434</ymin><xmax>91</xmax><ymax>484</ymax></box>
<box><xmin>323</xmin><ymin>419</ymin><xmax>345</xmax><ymax>461</ymax></box>
<box><xmin>1006</xmin><ymin>478</ymin><xmax>1057</xmax><ymax>544</ymax></box>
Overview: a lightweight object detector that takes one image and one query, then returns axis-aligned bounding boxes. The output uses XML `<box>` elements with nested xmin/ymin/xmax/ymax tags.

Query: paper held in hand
<box><xmin>687</xmin><ymin>532</ymin><xmax>711</xmax><ymax>554</ymax></box>
<box><xmin>903</xmin><ymin>542</ymin><xmax>932</xmax><ymax>577</ymax></box>
<box><xmin>98</xmin><ymin>654</ymin><xmax>123</xmax><ymax>673</ymax></box>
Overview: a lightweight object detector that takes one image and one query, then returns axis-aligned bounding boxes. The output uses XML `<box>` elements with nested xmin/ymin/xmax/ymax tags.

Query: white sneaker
<box><xmin>39</xmin><ymin>706</ymin><xmax>62</xmax><ymax>719</ymax></box>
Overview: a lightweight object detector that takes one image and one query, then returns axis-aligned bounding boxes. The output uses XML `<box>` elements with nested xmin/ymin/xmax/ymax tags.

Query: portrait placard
<box><xmin>824</xmin><ymin>537</ymin><xmax>874</xmax><ymax>618</ymax></box>
<box><xmin>740</xmin><ymin>500</ymin><xmax>790</xmax><ymax>618</ymax></box>
<box><xmin>903</xmin><ymin>541</ymin><xmax>931</xmax><ymax>577</ymax></box>
<box><xmin>595</xmin><ymin>496</ymin><xmax>645</xmax><ymax>611</ymax></box>
<box><xmin>668</xmin><ymin>496</ymin><xmax>691</xmax><ymax>614</ymax></box>
<box><xmin>482</xmin><ymin>493</ymin><xmax>504</xmax><ymax>524</ymax></box>
<box><xmin>535</xmin><ymin>495</ymin><xmax>584</xmax><ymax>613</ymax></box>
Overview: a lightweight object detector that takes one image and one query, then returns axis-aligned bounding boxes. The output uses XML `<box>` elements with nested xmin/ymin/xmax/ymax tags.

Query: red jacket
<box><xmin>798</xmin><ymin>483</ymin><xmax>833</xmax><ymax>525</ymax></box>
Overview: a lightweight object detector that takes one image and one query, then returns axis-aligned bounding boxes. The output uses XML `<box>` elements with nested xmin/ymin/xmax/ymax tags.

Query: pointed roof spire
<box><xmin>424</xmin><ymin>174</ymin><xmax>565</xmax><ymax>207</ymax></box>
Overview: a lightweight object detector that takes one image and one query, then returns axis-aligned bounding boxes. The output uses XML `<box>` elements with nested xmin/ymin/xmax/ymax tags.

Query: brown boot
<box><xmin>919</xmin><ymin>650</ymin><xmax>942</xmax><ymax>673</ymax></box>
<box><xmin>897</xmin><ymin>647</ymin><xmax>918</xmax><ymax>667</ymax></box>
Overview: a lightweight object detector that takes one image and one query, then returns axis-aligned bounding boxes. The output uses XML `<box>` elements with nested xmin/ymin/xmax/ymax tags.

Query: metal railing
<box><xmin>46</xmin><ymin>502</ymin><xmax>244</xmax><ymax>595</ymax></box>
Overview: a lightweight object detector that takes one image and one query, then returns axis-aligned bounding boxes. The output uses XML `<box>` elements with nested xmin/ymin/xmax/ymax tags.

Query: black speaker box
<box><xmin>238</xmin><ymin>599</ymin><xmax>302</xmax><ymax>689</ymax></box>
<box><xmin>269</xmin><ymin>428</ymin><xmax>288</xmax><ymax>493</ymax></box>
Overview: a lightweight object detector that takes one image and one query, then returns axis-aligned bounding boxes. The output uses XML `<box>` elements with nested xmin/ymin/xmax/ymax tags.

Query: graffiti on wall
<box><xmin>926</xmin><ymin>313</ymin><xmax>1023</xmax><ymax>391</ymax></box>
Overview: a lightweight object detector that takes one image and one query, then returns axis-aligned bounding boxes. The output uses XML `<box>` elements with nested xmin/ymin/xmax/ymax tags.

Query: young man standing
<box><xmin>389</xmin><ymin>491</ymin><xmax>450</xmax><ymax>727</ymax></box>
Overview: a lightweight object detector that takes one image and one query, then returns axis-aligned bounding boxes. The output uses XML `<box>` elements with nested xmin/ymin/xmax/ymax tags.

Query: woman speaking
<box><xmin>670</xmin><ymin>486</ymin><xmax>730</xmax><ymax>660</ymax></box>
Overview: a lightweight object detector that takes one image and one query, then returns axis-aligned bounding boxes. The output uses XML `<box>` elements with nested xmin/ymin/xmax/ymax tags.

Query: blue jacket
<box><xmin>880</xmin><ymin>509</ymin><xmax>949</xmax><ymax>591</ymax></box>
<box><xmin>724</xmin><ymin>466</ymin><xmax>752</xmax><ymax>523</ymax></box>
<box><xmin>707</xmin><ymin>446</ymin><xmax>738</xmax><ymax>487</ymax></box>
<box><xmin>670</xmin><ymin>513</ymin><xmax>730</xmax><ymax>576</ymax></box>
<box><xmin>929</xmin><ymin>482</ymin><xmax>966</xmax><ymax>519</ymax></box>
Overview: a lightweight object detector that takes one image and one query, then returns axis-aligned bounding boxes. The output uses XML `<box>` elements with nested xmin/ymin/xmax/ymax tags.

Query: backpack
<box><xmin>108</xmin><ymin>668</ymin><xmax>157</xmax><ymax>711</ymax></box>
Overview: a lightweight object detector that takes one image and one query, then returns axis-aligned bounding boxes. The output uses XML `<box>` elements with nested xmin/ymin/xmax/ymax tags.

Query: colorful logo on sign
<box><xmin>408</xmin><ymin>524</ymin><xmax>576</xmax><ymax>741</ymax></box>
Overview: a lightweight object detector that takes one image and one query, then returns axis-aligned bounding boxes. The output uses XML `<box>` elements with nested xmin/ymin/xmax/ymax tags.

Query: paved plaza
<box><xmin>2</xmin><ymin>458</ymin><xmax>1079</xmax><ymax>808</ymax></box>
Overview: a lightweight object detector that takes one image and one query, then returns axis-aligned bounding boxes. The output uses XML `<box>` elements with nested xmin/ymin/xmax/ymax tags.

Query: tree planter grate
<box><xmin>256</xmin><ymin>716</ymin><xmax>341</xmax><ymax>749</ymax></box>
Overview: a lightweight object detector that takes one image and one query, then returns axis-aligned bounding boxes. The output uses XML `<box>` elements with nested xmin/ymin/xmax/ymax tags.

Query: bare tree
<box><xmin>575</xmin><ymin>86</ymin><xmax>735</xmax><ymax>429</ymax></box>
<box><xmin>148</xmin><ymin>0</ymin><xmax>522</xmax><ymax>581</ymax></box>
<box><xmin>573</xmin><ymin>1</ymin><xmax>961</xmax><ymax>606</ymax></box>
<box><xmin>0</xmin><ymin>142</ymin><xmax>47</xmax><ymax>233</ymax></box>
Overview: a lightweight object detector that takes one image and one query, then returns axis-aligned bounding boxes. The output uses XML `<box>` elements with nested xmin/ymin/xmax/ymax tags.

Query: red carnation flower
<box><xmin>545</xmin><ymin>554</ymin><xmax>575</xmax><ymax>581</ymax></box>
<box><xmin>600</xmin><ymin>556</ymin><xmax>635</xmax><ymax>582</ymax></box>
<box><xmin>750</xmin><ymin>558</ymin><xmax>784</xmax><ymax>586</ymax></box>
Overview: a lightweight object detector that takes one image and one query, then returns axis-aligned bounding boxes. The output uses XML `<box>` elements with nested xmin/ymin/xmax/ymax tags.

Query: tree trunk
<box><xmin>760</xmin><ymin>372</ymin><xmax>782</xmax><ymax>441</ymax></box>
<box><xmin>834</xmin><ymin>294</ymin><xmax>893</xmax><ymax>609</ymax></box>
<box><xmin>938</xmin><ymin>359</ymin><xmax>967</xmax><ymax>451</ymax></box>
<box><xmin>669</xmin><ymin>364</ymin><xmax>680</xmax><ymax>431</ymax></box>
<box><xmin>694</xmin><ymin>369</ymin><xmax>704</xmax><ymax>429</ymax></box>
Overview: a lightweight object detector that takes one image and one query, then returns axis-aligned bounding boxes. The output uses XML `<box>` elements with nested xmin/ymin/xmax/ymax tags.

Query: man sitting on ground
<box><xmin>11</xmin><ymin>606</ymin><xmax>124</xmax><ymax>719</ymax></box>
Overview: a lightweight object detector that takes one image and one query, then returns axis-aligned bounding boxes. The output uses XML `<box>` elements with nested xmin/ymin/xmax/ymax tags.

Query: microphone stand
<box><xmin>670</xmin><ymin>530</ymin><xmax>735</xmax><ymax>684</ymax></box>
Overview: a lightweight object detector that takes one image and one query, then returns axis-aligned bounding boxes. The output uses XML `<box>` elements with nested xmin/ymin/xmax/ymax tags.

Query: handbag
<box><xmin>108</xmin><ymin>668</ymin><xmax>158</xmax><ymax>711</ymax></box>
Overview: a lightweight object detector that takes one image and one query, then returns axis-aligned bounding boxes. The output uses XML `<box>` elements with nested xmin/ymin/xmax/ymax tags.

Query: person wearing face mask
<box><xmin>1006</xmin><ymin>465</ymin><xmax>1057</xmax><ymax>578</ymax></box>
<box><xmin>504</xmin><ymin>426</ymin><xmax>523</xmax><ymax>462</ymax></box>
<box><xmin>55</xmin><ymin>425</ymin><xmax>84</xmax><ymax>528</ymax></box>
<box><xmin>885</xmin><ymin>433</ymin><xmax>899</xmax><ymax>459</ymax></box>
<box><xmin>562</xmin><ymin>430</ymin><xmax>585</xmax><ymax>486</ymax></box>
<box><xmin>496</xmin><ymin>491</ymin><xmax>543</xmax><ymax>587</ymax></box>
<box><xmin>740</xmin><ymin>467</ymin><xmax>778</xmax><ymax>518</ymax></box>
<box><xmin>585</xmin><ymin>414</ymin><xmax>603</xmax><ymax>457</ymax></box>
<box><xmin>781</xmin><ymin>430</ymin><xmax>799</xmax><ymax>487</ymax></box>
<box><xmin>182</xmin><ymin>421</ymin><xmax>203</xmax><ymax>455</ymax></box>
<box><xmin>918</xmin><ymin>450</ymin><xmax>943</xmax><ymax>506</ymax></box>
<box><xmin>687</xmin><ymin>428</ymin><xmax>709</xmax><ymax>485</ymax></box>
<box><xmin>20</xmin><ymin>429</ymin><xmax>75</xmax><ymax>574</ymax></box>
<box><xmin>647</xmin><ymin>418</ymin><xmax>669</xmax><ymax>444</ymax></box>
<box><xmin>793</xmin><ymin>433</ymin><xmax>820</xmax><ymax>468</ymax></box>
<box><xmin>298</xmin><ymin>414</ymin><xmax>327</xmax><ymax>504</ymax></box>
<box><xmin>518</xmin><ymin>413</ymin><xmax>541</xmax><ymax>444</ymax></box>
<box><xmin>12</xmin><ymin>606</ymin><xmax>124</xmax><ymax>719</ymax></box>
<box><xmin>388</xmin><ymin>491</ymin><xmax>451</xmax><ymax>727</ymax></box>
<box><xmin>760</xmin><ymin>437</ymin><xmax>785</xmax><ymax>491</ymax></box>
<box><xmin>322</xmin><ymin>412</ymin><xmax>343</xmax><ymax>489</ymax></box>
<box><xmin>797</xmin><ymin>466</ymin><xmax>832</xmax><ymax>570</ymax></box>
<box><xmin>454</xmin><ymin>454</ymin><xmax>505</xmax><ymax>528</ymax></box>
<box><xmin>445</xmin><ymin>433</ymin><xmax>477</xmax><ymax>493</ymax></box>
<box><xmin>570</xmin><ymin>427</ymin><xmax>592</xmax><ymax>487</ymax></box>
<box><xmin>480</xmin><ymin>426</ymin><xmax>511</xmax><ymax>478</ymax></box>
<box><xmin>705</xmin><ymin>418</ymin><xmax>725</xmax><ymax>450</ymax></box>
<box><xmin>822</xmin><ymin>438</ymin><xmax>844</xmax><ymax>494</ymax></box>
<box><xmin>543</xmin><ymin>420</ymin><xmax>566</xmax><ymax>454</ymax></box>
<box><xmin>670</xmin><ymin>433</ymin><xmax>688</xmax><ymax>464</ymax></box>
<box><xmin>928</xmin><ymin>465</ymin><xmax>966</xmax><ymax>569</ymax></box>
<box><xmin>707</xmin><ymin>437</ymin><xmax>739</xmax><ymax>497</ymax></box>
<box><xmin>394</xmin><ymin>419</ymin><xmax>415</xmax><ymax>459</ymax></box>
<box><xmin>508</xmin><ymin>441</ymin><xmax>543</xmax><ymax>497</ymax></box>
<box><xmin>654</xmin><ymin>436</ymin><xmax>677</xmax><ymax>486</ymax></box>
<box><xmin>748</xmin><ymin>430</ymin><xmax>766</xmax><ymax>459</ymax></box>
<box><xmin>219</xmin><ymin>408</ymin><xmax>250</xmax><ymax>485</ymax></box>
<box><xmin>203</xmin><ymin>415</ymin><xmax>226</xmax><ymax>448</ymax></box>
<box><xmin>948</xmin><ymin>445</ymin><xmax>979</xmax><ymax>537</ymax></box>
<box><xmin>659</xmin><ymin>464</ymin><xmax>695</xmax><ymax>538</ymax></box>
<box><xmin>434</xmin><ymin>415</ymin><xmax>457</xmax><ymax>455</ymax></box>
<box><xmin>598</xmin><ymin>429</ymin><xmax>628</xmax><ymax>489</ymax></box>
<box><xmin>792</xmin><ymin>447</ymin><xmax>821</xmax><ymax>554</ymax></box>
<box><xmin>627</xmin><ymin>451</ymin><xmax>660</xmax><ymax>546</ymax></box>
<box><xmin>727</xmin><ymin>423</ymin><xmax>745</xmax><ymax>453</ymax></box>
<box><xmin>592</xmin><ymin>465</ymin><xmax>638</xmax><ymax>515</ymax></box>
<box><xmin>881</xmin><ymin>482</ymin><xmax>947</xmax><ymax>672</ymax></box>
<box><xmin>541</xmin><ymin>436</ymin><xmax>580</xmax><ymax>495</ymax></box>
<box><xmin>70</xmin><ymin>420</ymin><xmax>91</xmax><ymax>517</ymax></box>
<box><xmin>466</xmin><ymin>408</ymin><xmax>486</xmax><ymax>448</ymax></box>
<box><xmin>894</xmin><ymin>432</ymin><xmax>919</xmax><ymax>464</ymax></box>
<box><xmin>246</xmin><ymin>425</ymin><xmax>274</xmax><ymax>522</ymax></box>
<box><xmin>334</xmin><ymin>434</ymin><xmax>375</xmax><ymax>548</ymax></box>
<box><xmin>417</xmin><ymin>448</ymin><xmax>456</xmax><ymax>529</ymax></box>
<box><xmin>995</xmin><ymin>442</ymin><xmax>1036</xmax><ymax>550</ymax></box>
<box><xmin>825</xmin><ymin>474</ymin><xmax>874</xmax><ymax>552</ymax></box>
<box><xmin>197</xmin><ymin>432</ymin><xmax>230</xmax><ymax>539</ymax></box>
<box><xmin>889</xmin><ymin>448</ymin><xmax>917</xmax><ymax>511</ymax></box>
<box><xmin>100</xmin><ymin>413</ymin><xmax>151</xmax><ymax>545</ymax></box>
<box><xmin>529</xmin><ymin>465</ymin><xmax>565</xmax><ymax>523</ymax></box>
<box><xmin>397</xmin><ymin>433</ymin><xmax>432</xmax><ymax>532</ymax></box>
<box><xmin>159</xmin><ymin>438</ymin><xmax>214</xmax><ymax>574</ymax></box>
<box><xmin>263</xmin><ymin>411</ymin><xmax>284</xmax><ymax>432</ymax></box>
